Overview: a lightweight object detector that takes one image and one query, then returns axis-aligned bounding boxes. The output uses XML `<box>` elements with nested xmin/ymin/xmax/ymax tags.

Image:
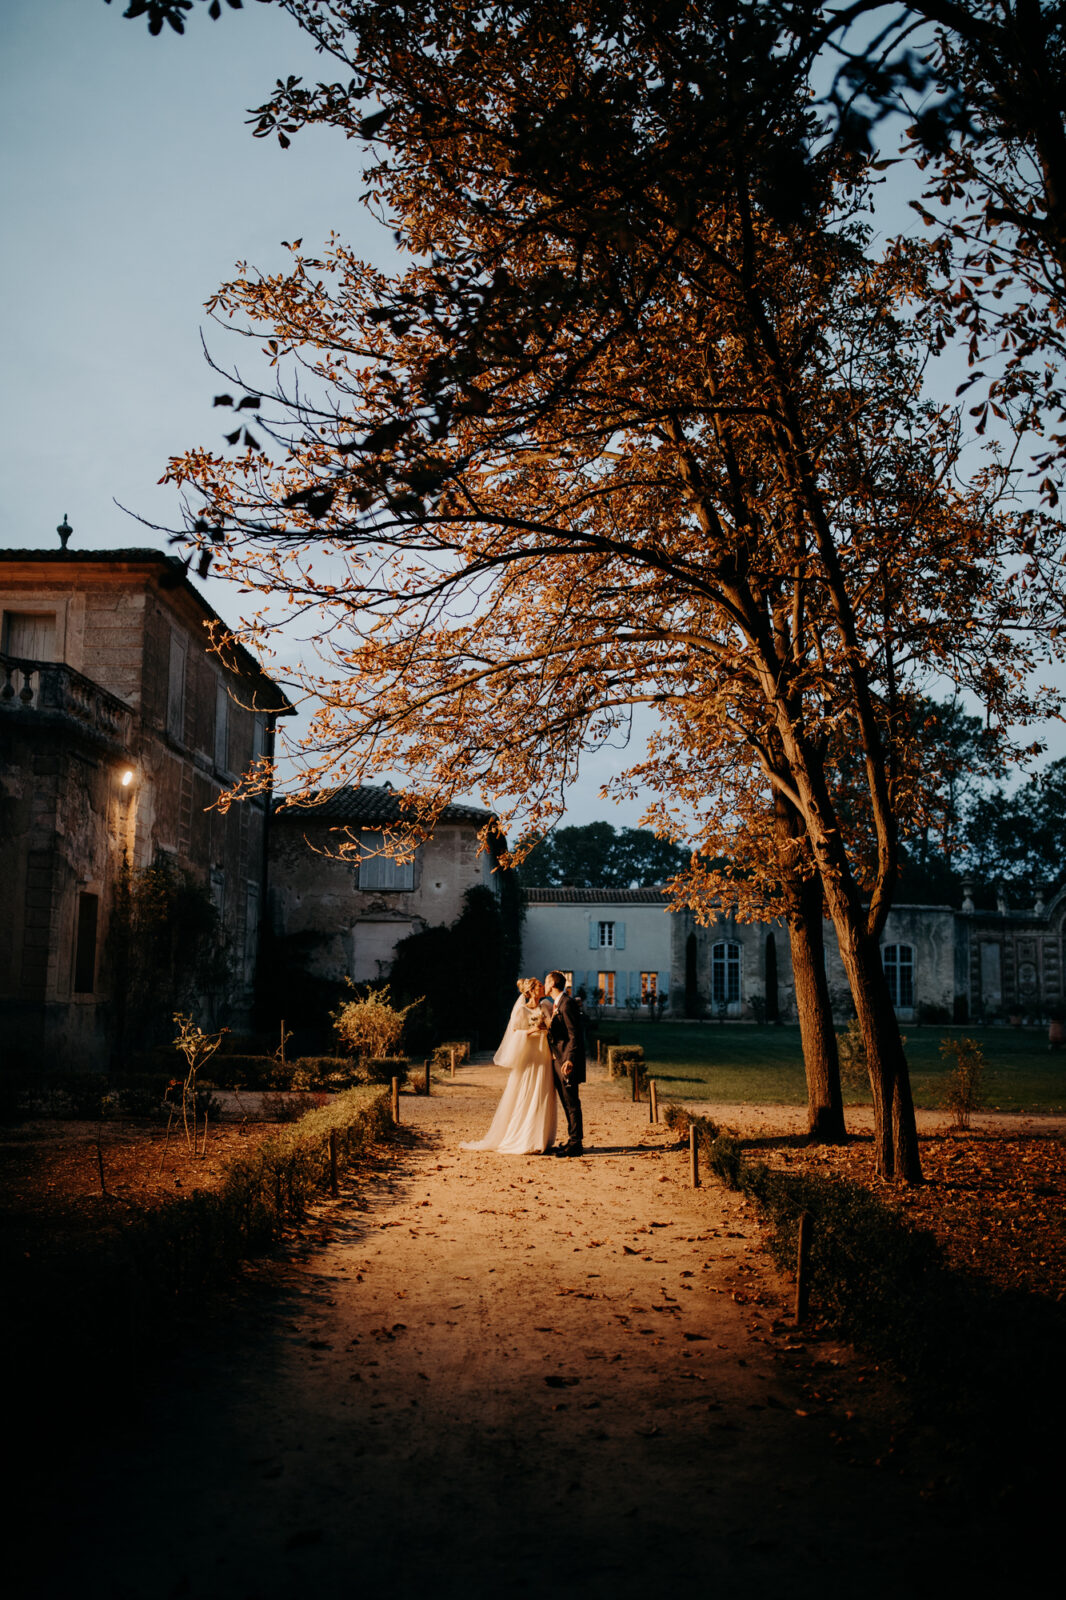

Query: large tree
<box><xmin>161</xmin><ymin>2</ymin><xmax>1062</xmax><ymax>1178</ymax></box>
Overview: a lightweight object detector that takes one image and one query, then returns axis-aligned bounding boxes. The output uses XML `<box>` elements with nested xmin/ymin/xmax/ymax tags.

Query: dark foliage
<box><xmin>107</xmin><ymin>856</ymin><xmax>226</xmax><ymax>1058</ymax></box>
<box><xmin>522</xmin><ymin>822</ymin><xmax>688</xmax><ymax>887</ymax></box>
<box><xmin>389</xmin><ymin>885</ymin><xmax>520</xmax><ymax>1051</ymax></box>
<box><xmin>254</xmin><ymin>928</ymin><xmax>351</xmax><ymax>1055</ymax></box>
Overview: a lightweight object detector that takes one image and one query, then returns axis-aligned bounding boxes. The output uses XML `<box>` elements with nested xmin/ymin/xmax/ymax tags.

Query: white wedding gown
<box><xmin>460</xmin><ymin>997</ymin><xmax>557</xmax><ymax>1154</ymax></box>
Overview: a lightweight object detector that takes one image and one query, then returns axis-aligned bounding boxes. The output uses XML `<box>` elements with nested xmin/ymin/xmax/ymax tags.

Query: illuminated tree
<box><xmin>162</xmin><ymin>2</ymin><xmax>1064</xmax><ymax>1178</ymax></box>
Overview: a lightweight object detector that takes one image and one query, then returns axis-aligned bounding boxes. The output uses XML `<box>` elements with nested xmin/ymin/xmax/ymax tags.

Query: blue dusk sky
<box><xmin>0</xmin><ymin>0</ymin><xmax>662</xmax><ymax>828</ymax></box>
<box><xmin>1</xmin><ymin>2</ymin><xmax>1061</xmax><ymax>833</ymax></box>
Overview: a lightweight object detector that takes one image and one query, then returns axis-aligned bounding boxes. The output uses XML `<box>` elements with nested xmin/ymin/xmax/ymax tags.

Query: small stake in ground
<box><xmin>329</xmin><ymin>1128</ymin><xmax>339</xmax><ymax>1197</ymax></box>
<box><xmin>689</xmin><ymin>1124</ymin><xmax>699</xmax><ymax>1188</ymax></box>
<box><xmin>450</xmin><ymin>1046</ymin><xmax>457</xmax><ymax>1080</ymax></box>
<box><xmin>423</xmin><ymin>1057</ymin><xmax>431</xmax><ymax>1096</ymax></box>
<box><xmin>391</xmin><ymin>1077</ymin><xmax>400</xmax><ymax>1123</ymax></box>
<box><xmin>795</xmin><ymin>1211</ymin><xmax>813</xmax><ymax>1324</ymax></box>
<box><xmin>631</xmin><ymin>1061</ymin><xmax>640</xmax><ymax>1102</ymax></box>
<box><xmin>649</xmin><ymin>1080</ymin><xmax>658</xmax><ymax>1123</ymax></box>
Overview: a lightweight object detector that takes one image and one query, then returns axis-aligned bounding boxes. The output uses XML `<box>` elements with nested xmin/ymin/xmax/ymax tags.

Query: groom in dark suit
<box><xmin>545</xmin><ymin>971</ymin><xmax>585</xmax><ymax>1157</ymax></box>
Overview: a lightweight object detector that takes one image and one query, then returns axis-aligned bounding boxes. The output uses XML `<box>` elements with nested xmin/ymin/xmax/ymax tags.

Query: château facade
<box><xmin>0</xmin><ymin>548</ymin><xmax>292</xmax><ymax>1068</ymax></box>
<box><xmin>522</xmin><ymin>884</ymin><xmax>1066</xmax><ymax>1024</ymax></box>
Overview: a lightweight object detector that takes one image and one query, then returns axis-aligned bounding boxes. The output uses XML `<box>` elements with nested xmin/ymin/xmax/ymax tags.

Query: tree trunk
<box><xmin>787</xmin><ymin>884</ymin><xmax>846</xmax><ymax>1143</ymax></box>
<box><xmin>773</xmin><ymin>790</ymin><xmax>846</xmax><ymax>1142</ymax></box>
<box><xmin>768</xmin><ymin>733</ymin><xmax>923</xmax><ymax>1183</ymax></box>
<box><xmin>830</xmin><ymin>916</ymin><xmax>923</xmax><ymax>1183</ymax></box>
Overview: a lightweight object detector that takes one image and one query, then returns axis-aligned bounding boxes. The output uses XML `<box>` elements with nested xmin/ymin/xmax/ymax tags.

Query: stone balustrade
<box><xmin>0</xmin><ymin>652</ymin><xmax>133</xmax><ymax>751</ymax></box>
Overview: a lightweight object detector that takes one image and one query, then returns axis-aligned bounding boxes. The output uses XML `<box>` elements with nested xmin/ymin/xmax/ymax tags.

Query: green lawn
<box><xmin>606</xmin><ymin>1020</ymin><xmax>1066</xmax><ymax>1114</ymax></box>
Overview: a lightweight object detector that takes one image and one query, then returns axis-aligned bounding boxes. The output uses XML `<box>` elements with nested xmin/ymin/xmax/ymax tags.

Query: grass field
<box><xmin>606</xmin><ymin>1020</ymin><xmax>1066</xmax><ymax>1114</ymax></box>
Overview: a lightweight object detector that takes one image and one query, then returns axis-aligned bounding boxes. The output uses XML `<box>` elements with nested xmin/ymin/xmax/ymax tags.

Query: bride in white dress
<box><xmin>460</xmin><ymin>978</ymin><xmax>557</xmax><ymax>1154</ymax></box>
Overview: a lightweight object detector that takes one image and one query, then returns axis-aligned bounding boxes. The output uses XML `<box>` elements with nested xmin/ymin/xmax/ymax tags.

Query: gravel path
<box><xmin>28</xmin><ymin>1063</ymin><xmax>1003</xmax><ymax>1598</ymax></box>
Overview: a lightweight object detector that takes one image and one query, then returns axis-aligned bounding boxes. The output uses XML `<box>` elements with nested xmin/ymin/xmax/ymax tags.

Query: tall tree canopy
<box><xmin>158</xmin><ymin>1</ymin><xmax>1066</xmax><ymax>1178</ymax></box>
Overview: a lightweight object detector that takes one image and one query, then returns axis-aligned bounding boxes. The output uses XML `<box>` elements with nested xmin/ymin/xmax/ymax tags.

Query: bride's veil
<box><xmin>493</xmin><ymin>993</ymin><xmax>533</xmax><ymax>1068</ymax></box>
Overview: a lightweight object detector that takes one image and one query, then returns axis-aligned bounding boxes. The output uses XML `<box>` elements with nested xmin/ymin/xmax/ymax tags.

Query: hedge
<box><xmin>432</xmin><ymin>1040</ymin><xmax>471</xmax><ymax>1070</ymax></box>
<box><xmin>10</xmin><ymin>1087</ymin><xmax>397</xmax><ymax>1380</ymax></box>
<box><xmin>661</xmin><ymin>1106</ymin><xmax>1062</xmax><ymax>1404</ymax></box>
<box><xmin>606</xmin><ymin>1044</ymin><xmax>645</xmax><ymax>1085</ymax></box>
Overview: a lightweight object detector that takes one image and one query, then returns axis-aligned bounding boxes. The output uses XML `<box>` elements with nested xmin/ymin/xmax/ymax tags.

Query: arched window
<box><xmin>711</xmin><ymin>941</ymin><xmax>741</xmax><ymax>1006</ymax></box>
<box><xmin>883</xmin><ymin>944</ymin><xmax>915</xmax><ymax>1009</ymax></box>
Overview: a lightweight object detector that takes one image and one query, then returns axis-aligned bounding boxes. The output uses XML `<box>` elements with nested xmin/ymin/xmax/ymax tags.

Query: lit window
<box><xmin>883</xmin><ymin>945</ymin><xmax>915</xmax><ymax>1009</ymax></box>
<box><xmin>711</xmin><ymin>941</ymin><xmax>741</xmax><ymax>1005</ymax></box>
<box><xmin>598</xmin><ymin>971</ymin><xmax>616</xmax><ymax>1005</ymax></box>
<box><xmin>641</xmin><ymin>971</ymin><xmax>658</xmax><ymax>1004</ymax></box>
<box><xmin>598</xmin><ymin>921</ymin><xmax>615</xmax><ymax>948</ymax></box>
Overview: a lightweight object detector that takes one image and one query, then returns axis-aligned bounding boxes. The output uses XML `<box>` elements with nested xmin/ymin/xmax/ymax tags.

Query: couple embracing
<box><xmin>460</xmin><ymin>972</ymin><xmax>585</xmax><ymax>1158</ymax></box>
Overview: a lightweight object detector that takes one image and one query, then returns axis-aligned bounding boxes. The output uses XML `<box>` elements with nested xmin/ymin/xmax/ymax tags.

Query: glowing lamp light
<box><xmin>121</xmin><ymin>769</ymin><xmax>135</xmax><ymax>788</ymax></box>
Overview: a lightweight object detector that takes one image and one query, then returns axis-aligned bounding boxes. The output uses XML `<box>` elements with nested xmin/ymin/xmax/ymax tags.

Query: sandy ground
<box><xmin>20</xmin><ymin>1063</ymin><xmax>1038</xmax><ymax>1599</ymax></box>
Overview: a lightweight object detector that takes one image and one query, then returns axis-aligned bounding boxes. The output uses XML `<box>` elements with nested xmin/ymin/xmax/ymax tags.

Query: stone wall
<box><xmin>0</xmin><ymin>553</ymin><xmax>286</xmax><ymax>1067</ymax></box>
<box><xmin>268</xmin><ymin>818</ymin><xmax>495</xmax><ymax>986</ymax></box>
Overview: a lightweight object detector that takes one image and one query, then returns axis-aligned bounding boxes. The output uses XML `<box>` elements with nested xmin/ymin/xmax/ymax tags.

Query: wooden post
<box><xmin>795</xmin><ymin>1211</ymin><xmax>813</xmax><ymax>1324</ymax></box>
<box><xmin>689</xmin><ymin>1124</ymin><xmax>699</xmax><ymax>1188</ymax></box>
<box><xmin>329</xmin><ymin>1128</ymin><xmax>339</xmax><ymax>1197</ymax></box>
<box><xmin>450</xmin><ymin>1046</ymin><xmax>457</xmax><ymax>1080</ymax></box>
<box><xmin>423</xmin><ymin>1056</ymin><xmax>431</xmax><ymax>1096</ymax></box>
<box><xmin>279</xmin><ymin>1018</ymin><xmax>286</xmax><ymax>1068</ymax></box>
<box><xmin>649</xmin><ymin>1080</ymin><xmax>658</xmax><ymax>1123</ymax></box>
<box><xmin>631</xmin><ymin>1061</ymin><xmax>640</xmax><ymax>1102</ymax></box>
<box><xmin>391</xmin><ymin>1077</ymin><xmax>400</xmax><ymax>1124</ymax></box>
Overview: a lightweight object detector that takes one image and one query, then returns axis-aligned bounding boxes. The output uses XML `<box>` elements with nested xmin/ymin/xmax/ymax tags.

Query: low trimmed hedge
<box><xmin>662</xmin><ymin>1106</ymin><xmax>1061</xmax><ymax>1403</ymax></box>
<box><xmin>607</xmin><ymin>1044</ymin><xmax>645</xmax><ymax>1086</ymax></box>
<box><xmin>3</xmin><ymin>1071</ymin><xmax>218</xmax><ymax>1123</ymax></box>
<box><xmin>10</xmin><ymin>1088</ymin><xmax>397</xmax><ymax>1380</ymax></box>
<box><xmin>432</xmin><ymin>1040</ymin><xmax>470</xmax><ymax>1070</ymax></box>
<box><xmin>361</xmin><ymin>1056</ymin><xmax>410</xmax><ymax>1085</ymax></box>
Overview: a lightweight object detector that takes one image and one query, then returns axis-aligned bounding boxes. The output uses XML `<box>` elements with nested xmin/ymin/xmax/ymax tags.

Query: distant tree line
<box><xmin>521</xmin><ymin>823</ymin><xmax>689</xmax><ymax>889</ymax></box>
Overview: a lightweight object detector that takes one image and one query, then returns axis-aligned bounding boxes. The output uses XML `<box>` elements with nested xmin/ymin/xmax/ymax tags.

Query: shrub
<box><xmin>268</xmin><ymin>1091</ymin><xmax>326</xmax><ymax>1122</ymax></box>
<box><xmin>333</xmin><ymin>986</ymin><xmax>419</xmax><ymax>1060</ymax></box>
<box><xmin>289</xmin><ymin>1056</ymin><xmax>358</xmax><ymax>1090</ymax></box>
<box><xmin>43</xmin><ymin>1074</ymin><xmax>109</xmax><ymax>1120</ymax></box>
<box><xmin>360</xmin><ymin>1057</ymin><xmax>410</xmax><ymax>1085</ymax></box>
<box><xmin>607</xmin><ymin>1044</ymin><xmax>645</xmax><ymax>1088</ymax></box>
<box><xmin>940</xmin><ymin>1035</ymin><xmax>985</xmax><ymax>1129</ymax></box>
<box><xmin>431</xmin><ymin>1040</ymin><xmax>470</xmax><ymax>1071</ymax></box>
<box><xmin>202</xmin><ymin>1055</ymin><xmax>280</xmax><ymax>1090</ymax></box>
<box><xmin>835</xmin><ymin>1018</ymin><xmax>868</xmax><ymax>1091</ymax></box>
<box><xmin>112</xmin><ymin>1074</ymin><xmax>173</xmax><ymax>1120</ymax></box>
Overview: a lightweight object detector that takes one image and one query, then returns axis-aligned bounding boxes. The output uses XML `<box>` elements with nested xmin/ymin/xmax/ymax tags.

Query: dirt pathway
<box><xmin>29</xmin><ymin>1065</ymin><xmax>998</xmax><ymax>1598</ymax></box>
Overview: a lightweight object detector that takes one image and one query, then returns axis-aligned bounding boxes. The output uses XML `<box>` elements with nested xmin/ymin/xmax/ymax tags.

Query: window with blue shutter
<box><xmin>616</xmin><ymin>921</ymin><xmax>626</xmax><ymax>950</ymax></box>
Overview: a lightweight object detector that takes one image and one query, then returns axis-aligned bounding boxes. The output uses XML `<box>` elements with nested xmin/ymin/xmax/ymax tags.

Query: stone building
<box><xmin>519</xmin><ymin>888</ymin><xmax>675</xmax><ymax>1010</ymax></box>
<box><xmin>961</xmin><ymin>880</ymin><xmax>1066</xmax><ymax>1021</ymax></box>
<box><xmin>0</xmin><ymin>547</ymin><xmax>292</xmax><ymax>1068</ymax></box>
<box><xmin>267</xmin><ymin>785</ymin><xmax>502</xmax><ymax>986</ymax></box>
<box><xmin>523</xmin><ymin>885</ymin><xmax>1053</xmax><ymax>1023</ymax></box>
